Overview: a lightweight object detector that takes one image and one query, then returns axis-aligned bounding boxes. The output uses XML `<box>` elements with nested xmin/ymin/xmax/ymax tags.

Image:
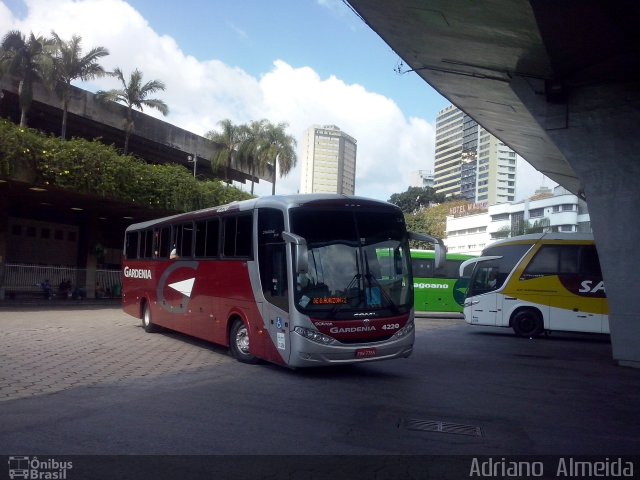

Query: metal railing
<box><xmin>0</xmin><ymin>263</ymin><xmax>121</xmax><ymax>299</ymax></box>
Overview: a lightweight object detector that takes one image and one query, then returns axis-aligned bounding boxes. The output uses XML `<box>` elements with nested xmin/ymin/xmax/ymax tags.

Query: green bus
<box><xmin>411</xmin><ymin>249</ymin><xmax>475</xmax><ymax>316</ymax></box>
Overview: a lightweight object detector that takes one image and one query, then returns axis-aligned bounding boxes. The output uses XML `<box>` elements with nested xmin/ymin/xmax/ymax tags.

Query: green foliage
<box><xmin>0</xmin><ymin>119</ymin><xmax>252</xmax><ymax>211</ymax></box>
<box><xmin>0</xmin><ymin>120</ymin><xmax>42</xmax><ymax>178</ymax></box>
<box><xmin>405</xmin><ymin>199</ymin><xmax>468</xmax><ymax>247</ymax></box>
<box><xmin>388</xmin><ymin>186</ymin><xmax>447</xmax><ymax>214</ymax></box>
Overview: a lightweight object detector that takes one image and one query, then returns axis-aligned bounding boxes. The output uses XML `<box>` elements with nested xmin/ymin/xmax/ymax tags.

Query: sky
<box><xmin>0</xmin><ymin>0</ymin><xmax>554</xmax><ymax>201</ymax></box>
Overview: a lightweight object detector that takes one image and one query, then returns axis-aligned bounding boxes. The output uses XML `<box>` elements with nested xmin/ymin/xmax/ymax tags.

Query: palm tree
<box><xmin>237</xmin><ymin>119</ymin><xmax>269</xmax><ymax>195</ymax></box>
<box><xmin>49</xmin><ymin>31</ymin><xmax>109</xmax><ymax>139</ymax></box>
<box><xmin>0</xmin><ymin>30</ymin><xmax>53</xmax><ymax>127</ymax></box>
<box><xmin>95</xmin><ymin>67</ymin><xmax>168</xmax><ymax>154</ymax></box>
<box><xmin>206</xmin><ymin>119</ymin><xmax>243</xmax><ymax>183</ymax></box>
<box><xmin>263</xmin><ymin>122</ymin><xmax>297</xmax><ymax>195</ymax></box>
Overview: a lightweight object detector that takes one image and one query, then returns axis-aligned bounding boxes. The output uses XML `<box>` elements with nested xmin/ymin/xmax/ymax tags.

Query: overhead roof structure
<box><xmin>347</xmin><ymin>0</ymin><xmax>640</xmax><ymax>199</ymax></box>
<box><xmin>0</xmin><ymin>76</ymin><xmax>266</xmax><ymax>226</ymax></box>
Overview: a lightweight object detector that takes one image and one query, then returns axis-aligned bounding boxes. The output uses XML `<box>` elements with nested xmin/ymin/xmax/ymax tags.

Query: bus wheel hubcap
<box><xmin>236</xmin><ymin>326</ymin><xmax>249</xmax><ymax>354</ymax></box>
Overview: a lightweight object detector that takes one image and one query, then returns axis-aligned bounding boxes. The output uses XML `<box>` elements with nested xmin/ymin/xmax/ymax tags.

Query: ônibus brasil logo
<box><xmin>8</xmin><ymin>456</ymin><xmax>73</xmax><ymax>479</ymax></box>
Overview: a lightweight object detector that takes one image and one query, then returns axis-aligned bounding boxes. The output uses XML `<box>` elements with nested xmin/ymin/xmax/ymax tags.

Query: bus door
<box><xmin>257</xmin><ymin>208</ymin><xmax>292</xmax><ymax>363</ymax></box>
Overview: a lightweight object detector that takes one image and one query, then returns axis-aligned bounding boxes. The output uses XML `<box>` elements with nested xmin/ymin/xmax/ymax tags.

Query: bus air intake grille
<box><xmin>402</xmin><ymin>418</ymin><xmax>483</xmax><ymax>437</ymax></box>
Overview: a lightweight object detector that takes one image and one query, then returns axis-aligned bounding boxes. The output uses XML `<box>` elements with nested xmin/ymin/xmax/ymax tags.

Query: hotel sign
<box><xmin>449</xmin><ymin>202</ymin><xmax>488</xmax><ymax>217</ymax></box>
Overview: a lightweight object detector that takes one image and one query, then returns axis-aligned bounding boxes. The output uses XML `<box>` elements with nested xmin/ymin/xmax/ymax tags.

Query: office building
<box><xmin>434</xmin><ymin>105</ymin><xmax>518</xmax><ymax>205</ymax></box>
<box><xmin>299</xmin><ymin>125</ymin><xmax>357</xmax><ymax>195</ymax></box>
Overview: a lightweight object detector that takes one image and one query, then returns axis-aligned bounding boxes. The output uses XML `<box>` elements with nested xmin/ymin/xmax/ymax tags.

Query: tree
<box><xmin>49</xmin><ymin>31</ymin><xmax>109</xmax><ymax>139</ymax></box>
<box><xmin>0</xmin><ymin>30</ymin><xmax>53</xmax><ymax>127</ymax></box>
<box><xmin>237</xmin><ymin>119</ymin><xmax>268</xmax><ymax>195</ymax></box>
<box><xmin>406</xmin><ymin>199</ymin><xmax>467</xmax><ymax>247</ymax></box>
<box><xmin>388</xmin><ymin>186</ymin><xmax>447</xmax><ymax>214</ymax></box>
<box><xmin>262</xmin><ymin>122</ymin><xmax>297</xmax><ymax>195</ymax></box>
<box><xmin>206</xmin><ymin>118</ymin><xmax>244</xmax><ymax>183</ymax></box>
<box><xmin>95</xmin><ymin>67</ymin><xmax>168</xmax><ymax>154</ymax></box>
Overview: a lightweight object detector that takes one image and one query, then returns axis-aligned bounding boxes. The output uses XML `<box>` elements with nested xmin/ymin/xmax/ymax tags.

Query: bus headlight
<box><xmin>393</xmin><ymin>320</ymin><xmax>414</xmax><ymax>339</ymax></box>
<box><xmin>294</xmin><ymin>326</ymin><xmax>334</xmax><ymax>345</ymax></box>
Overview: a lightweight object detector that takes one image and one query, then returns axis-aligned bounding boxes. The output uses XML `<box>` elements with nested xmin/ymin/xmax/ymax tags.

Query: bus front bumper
<box><xmin>288</xmin><ymin>331</ymin><xmax>415</xmax><ymax>368</ymax></box>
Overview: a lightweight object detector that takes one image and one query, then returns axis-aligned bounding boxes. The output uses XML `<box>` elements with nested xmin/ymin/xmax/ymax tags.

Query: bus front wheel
<box><xmin>142</xmin><ymin>302</ymin><xmax>158</xmax><ymax>333</ymax></box>
<box><xmin>511</xmin><ymin>310</ymin><xmax>543</xmax><ymax>338</ymax></box>
<box><xmin>229</xmin><ymin>319</ymin><xmax>259</xmax><ymax>364</ymax></box>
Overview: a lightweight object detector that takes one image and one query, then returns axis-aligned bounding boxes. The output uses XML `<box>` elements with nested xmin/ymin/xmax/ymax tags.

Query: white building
<box><xmin>410</xmin><ymin>170</ymin><xmax>434</xmax><ymax>189</ymax></box>
<box><xmin>299</xmin><ymin>125</ymin><xmax>357</xmax><ymax>195</ymax></box>
<box><xmin>445</xmin><ymin>186</ymin><xmax>591</xmax><ymax>255</ymax></box>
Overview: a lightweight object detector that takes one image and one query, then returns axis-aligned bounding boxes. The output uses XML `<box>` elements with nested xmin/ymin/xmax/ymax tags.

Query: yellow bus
<box><xmin>460</xmin><ymin>233</ymin><xmax>608</xmax><ymax>337</ymax></box>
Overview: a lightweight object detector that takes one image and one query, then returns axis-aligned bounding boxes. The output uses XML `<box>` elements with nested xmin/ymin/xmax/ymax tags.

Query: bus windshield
<box><xmin>289</xmin><ymin>208</ymin><xmax>411</xmax><ymax>318</ymax></box>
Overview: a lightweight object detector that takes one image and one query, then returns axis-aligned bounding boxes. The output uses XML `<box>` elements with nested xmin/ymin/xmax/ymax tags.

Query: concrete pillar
<box><xmin>514</xmin><ymin>77</ymin><xmax>640</xmax><ymax>367</ymax></box>
<box><xmin>77</xmin><ymin>216</ymin><xmax>99</xmax><ymax>299</ymax></box>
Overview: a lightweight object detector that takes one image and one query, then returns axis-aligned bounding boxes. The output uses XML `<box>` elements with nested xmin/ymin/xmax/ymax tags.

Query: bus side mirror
<box><xmin>282</xmin><ymin>231</ymin><xmax>309</xmax><ymax>274</ymax></box>
<box><xmin>408</xmin><ymin>232</ymin><xmax>446</xmax><ymax>269</ymax></box>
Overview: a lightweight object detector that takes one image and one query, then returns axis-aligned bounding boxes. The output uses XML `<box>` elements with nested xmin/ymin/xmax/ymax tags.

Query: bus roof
<box><xmin>485</xmin><ymin>232</ymin><xmax>594</xmax><ymax>250</ymax></box>
<box><xmin>125</xmin><ymin>194</ymin><xmax>400</xmax><ymax>232</ymax></box>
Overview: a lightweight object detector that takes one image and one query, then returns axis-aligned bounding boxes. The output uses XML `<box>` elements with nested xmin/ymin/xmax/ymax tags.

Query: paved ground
<box><xmin>0</xmin><ymin>307</ymin><xmax>638</xmax><ymax>479</ymax></box>
<box><xmin>0</xmin><ymin>306</ymin><xmax>231</xmax><ymax>402</ymax></box>
<box><xmin>0</xmin><ymin>307</ymin><xmax>466</xmax><ymax>403</ymax></box>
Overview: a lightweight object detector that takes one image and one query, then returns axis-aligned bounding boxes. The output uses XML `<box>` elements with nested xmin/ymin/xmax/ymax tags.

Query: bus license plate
<box><xmin>355</xmin><ymin>348</ymin><xmax>376</xmax><ymax>359</ymax></box>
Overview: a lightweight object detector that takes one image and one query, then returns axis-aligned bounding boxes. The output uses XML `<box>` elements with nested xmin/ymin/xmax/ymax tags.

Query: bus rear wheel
<box><xmin>142</xmin><ymin>302</ymin><xmax>158</xmax><ymax>333</ymax></box>
<box><xmin>229</xmin><ymin>319</ymin><xmax>259</xmax><ymax>364</ymax></box>
<box><xmin>511</xmin><ymin>310</ymin><xmax>543</xmax><ymax>338</ymax></box>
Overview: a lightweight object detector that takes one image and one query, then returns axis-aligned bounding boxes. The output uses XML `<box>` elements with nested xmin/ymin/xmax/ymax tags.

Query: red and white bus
<box><xmin>122</xmin><ymin>194</ymin><xmax>444</xmax><ymax>368</ymax></box>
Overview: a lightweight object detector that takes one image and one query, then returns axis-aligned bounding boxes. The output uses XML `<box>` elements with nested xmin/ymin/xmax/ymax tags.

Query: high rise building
<box><xmin>299</xmin><ymin>125</ymin><xmax>357</xmax><ymax>195</ymax></box>
<box><xmin>434</xmin><ymin>105</ymin><xmax>518</xmax><ymax>205</ymax></box>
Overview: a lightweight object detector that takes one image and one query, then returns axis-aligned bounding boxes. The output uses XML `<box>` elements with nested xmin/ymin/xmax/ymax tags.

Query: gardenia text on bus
<box><xmin>123</xmin><ymin>266</ymin><xmax>152</xmax><ymax>279</ymax></box>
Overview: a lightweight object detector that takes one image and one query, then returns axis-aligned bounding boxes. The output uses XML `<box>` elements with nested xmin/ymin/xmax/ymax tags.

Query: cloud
<box><xmin>2</xmin><ymin>0</ymin><xmax>436</xmax><ymax>201</ymax></box>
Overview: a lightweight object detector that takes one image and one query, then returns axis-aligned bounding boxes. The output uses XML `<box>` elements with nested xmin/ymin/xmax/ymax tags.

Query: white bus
<box><xmin>460</xmin><ymin>233</ymin><xmax>608</xmax><ymax>337</ymax></box>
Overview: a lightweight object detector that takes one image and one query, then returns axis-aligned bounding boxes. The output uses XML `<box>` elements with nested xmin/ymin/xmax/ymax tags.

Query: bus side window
<box><xmin>558</xmin><ymin>246</ymin><xmax>579</xmax><ymax>274</ymax></box>
<box><xmin>194</xmin><ymin>221</ymin><xmax>206</xmax><ymax>257</ymax></box>
<box><xmin>223</xmin><ymin>214</ymin><xmax>253</xmax><ymax>258</ymax></box>
<box><xmin>125</xmin><ymin>232</ymin><xmax>138</xmax><ymax>259</ymax></box>
<box><xmin>579</xmin><ymin>245</ymin><xmax>602</xmax><ymax>277</ymax></box>
<box><xmin>158</xmin><ymin>226</ymin><xmax>171</xmax><ymax>259</ymax></box>
<box><xmin>525</xmin><ymin>245</ymin><xmax>580</xmax><ymax>277</ymax></box>
<box><xmin>194</xmin><ymin>219</ymin><xmax>220</xmax><ymax>258</ymax></box>
<box><xmin>412</xmin><ymin>258</ymin><xmax>434</xmax><ymax>278</ymax></box>
<box><xmin>438</xmin><ymin>259</ymin><xmax>462</xmax><ymax>279</ymax></box>
<box><xmin>173</xmin><ymin>222</ymin><xmax>194</xmax><ymax>258</ymax></box>
<box><xmin>523</xmin><ymin>246</ymin><xmax>558</xmax><ymax>277</ymax></box>
<box><xmin>141</xmin><ymin>229</ymin><xmax>154</xmax><ymax>259</ymax></box>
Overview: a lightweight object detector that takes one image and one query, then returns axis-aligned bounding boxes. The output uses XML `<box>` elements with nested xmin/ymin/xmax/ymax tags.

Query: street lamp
<box><xmin>187</xmin><ymin>153</ymin><xmax>197</xmax><ymax>178</ymax></box>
